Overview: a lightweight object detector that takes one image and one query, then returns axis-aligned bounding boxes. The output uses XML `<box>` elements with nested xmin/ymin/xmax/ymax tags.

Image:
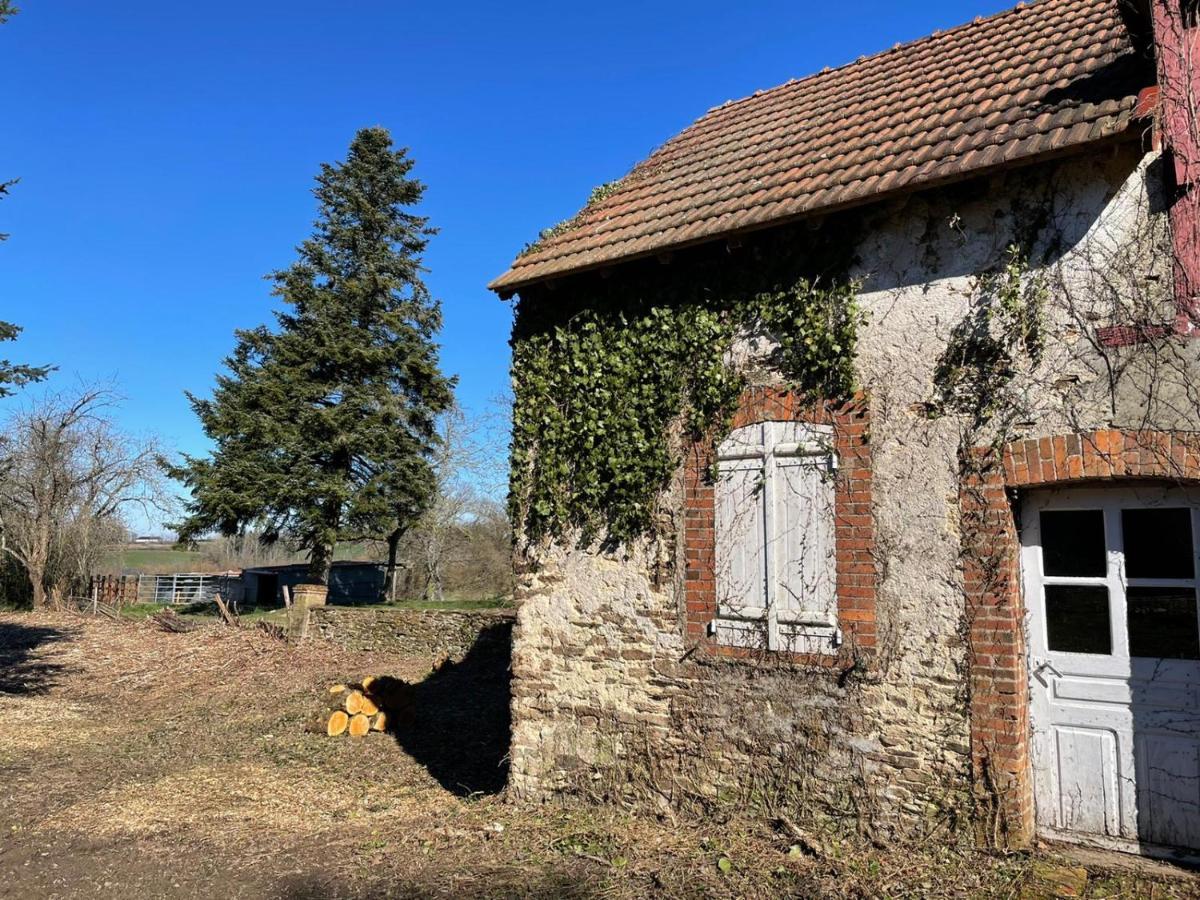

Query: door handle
<box><xmin>1032</xmin><ymin>660</ymin><xmax>1063</xmax><ymax>686</ymax></box>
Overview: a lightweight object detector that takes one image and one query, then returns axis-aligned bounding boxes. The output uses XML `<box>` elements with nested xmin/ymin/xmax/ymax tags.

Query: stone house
<box><xmin>490</xmin><ymin>0</ymin><xmax>1200</xmax><ymax>857</ymax></box>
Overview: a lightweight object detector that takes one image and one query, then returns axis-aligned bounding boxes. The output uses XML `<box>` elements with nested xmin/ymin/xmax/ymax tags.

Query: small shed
<box><xmin>242</xmin><ymin>562</ymin><xmax>386</xmax><ymax>607</ymax></box>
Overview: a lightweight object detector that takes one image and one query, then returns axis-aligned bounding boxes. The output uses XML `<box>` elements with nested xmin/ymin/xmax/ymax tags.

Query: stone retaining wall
<box><xmin>310</xmin><ymin>606</ymin><xmax>514</xmax><ymax>660</ymax></box>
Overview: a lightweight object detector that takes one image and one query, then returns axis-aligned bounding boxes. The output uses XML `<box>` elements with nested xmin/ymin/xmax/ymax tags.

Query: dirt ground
<box><xmin>1</xmin><ymin>612</ymin><xmax>1199</xmax><ymax>899</ymax></box>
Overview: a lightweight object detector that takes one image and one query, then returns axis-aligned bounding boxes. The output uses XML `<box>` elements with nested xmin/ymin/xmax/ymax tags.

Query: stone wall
<box><xmin>507</xmin><ymin>144</ymin><xmax>1200</xmax><ymax>841</ymax></box>
<box><xmin>311</xmin><ymin>606</ymin><xmax>514</xmax><ymax>661</ymax></box>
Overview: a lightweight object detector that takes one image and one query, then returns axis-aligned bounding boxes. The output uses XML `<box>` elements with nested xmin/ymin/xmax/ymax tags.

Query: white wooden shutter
<box><xmin>772</xmin><ymin>423</ymin><xmax>837</xmax><ymax>628</ymax></box>
<box><xmin>713</xmin><ymin>420</ymin><xmax>838</xmax><ymax>653</ymax></box>
<box><xmin>715</xmin><ymin>424</ymin><xmax>768</xmax><ymax>620</ymax></box>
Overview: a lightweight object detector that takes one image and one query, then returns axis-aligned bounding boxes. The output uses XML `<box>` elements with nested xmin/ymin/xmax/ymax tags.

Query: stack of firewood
<box><xmin>322</xmin><ymin>676</ymin><xmax>413</xmax><ymax>738</ymax></box>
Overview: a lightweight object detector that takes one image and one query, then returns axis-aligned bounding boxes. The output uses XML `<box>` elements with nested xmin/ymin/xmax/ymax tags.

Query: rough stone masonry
<box><xmin>311</xmin><ymin>607</ymin><xmax>514</xmax><ymax>662</ymax></box>
<box><xmin>507</xmin><ymin>145</ymin><xmax>1200</xmax><ymax>842</ymax></box>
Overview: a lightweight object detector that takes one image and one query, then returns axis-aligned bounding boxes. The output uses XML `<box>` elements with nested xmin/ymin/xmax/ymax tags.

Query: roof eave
<box><xmin>489</xmin><ymin>125</ymin><xmax>1144</xmax><ymax>297</ymax></box>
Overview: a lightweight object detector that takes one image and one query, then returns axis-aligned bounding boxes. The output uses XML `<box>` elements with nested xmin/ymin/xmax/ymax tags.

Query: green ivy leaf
<box><xmin>509</xmin><ymin>268</ymin><xmax>862</xmax><ymax>543</ymax></box>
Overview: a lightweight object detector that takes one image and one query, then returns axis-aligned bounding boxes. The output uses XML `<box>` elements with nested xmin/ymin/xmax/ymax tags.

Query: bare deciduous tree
<box><xmin>0</xmin><ymin>388</ymin><xmax>167</xmax><ymax>607</ymax></box>
<box><xmin>55</xmin><ymin>513</ymin><xmax>129</xmax><ymax>599</ymax></box>
<box><xmin>408</xmin><ymin>406</ymin><xmax>482</xmax><ymax>602</ymax></box>
<box><xmin>388</xmin><ymin>402</ymin><xmax>511</xmax><ymax>603</ymax></box>
<box><xmin>199</xmin><ymin>532</ymin><xmax>306</xmax><ymax>572</ymax></box>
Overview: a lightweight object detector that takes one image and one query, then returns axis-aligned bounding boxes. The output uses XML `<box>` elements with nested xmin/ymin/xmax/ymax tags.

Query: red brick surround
<box><xmin>683</xmin><ymin>387</ymin><xmax>875</xmax><ymax>664</ymax></box>
<box><xmin>962</xmin><ymin>428</ymin><xmax>1200</xmax><ymax>847</ymax></box>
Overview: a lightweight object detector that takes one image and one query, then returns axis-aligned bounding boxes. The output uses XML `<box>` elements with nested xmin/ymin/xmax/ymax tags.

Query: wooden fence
<box><xmin>88</xmin><ymin>574</ymin><xmax>142</xmax><ymax>606</ymax></box>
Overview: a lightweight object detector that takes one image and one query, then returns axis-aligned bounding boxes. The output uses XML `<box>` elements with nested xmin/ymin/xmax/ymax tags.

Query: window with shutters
<box><xmin>712</xmin><ymin>420</ymin><xmax>839</xmax><ymax>653</ymax></box>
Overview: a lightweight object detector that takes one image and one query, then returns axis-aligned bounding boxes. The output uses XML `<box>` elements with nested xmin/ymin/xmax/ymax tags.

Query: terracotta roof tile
<box><xmin>490</xmin><ymin>0</ymin><xmax>1148</xmax><ymax>292</ymax></box>
<box><xmin>489</xmin><ymin>0</ymin><xmax>1152</xmax><ymax>292</ymax></box>
<box><xmin>537</xmin><ymin>14</ymin><xmax>1123</xmax><ymax>286</ymax></box>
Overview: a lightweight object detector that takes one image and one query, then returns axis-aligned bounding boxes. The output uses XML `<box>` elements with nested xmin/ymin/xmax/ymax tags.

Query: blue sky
<box><xmin>1</xmin><ymin>0</ymin><xmax>1010</xmax><ymax>528</ymax></box>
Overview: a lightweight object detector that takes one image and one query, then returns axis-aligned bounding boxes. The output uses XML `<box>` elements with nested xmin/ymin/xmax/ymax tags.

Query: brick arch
<box><xmin>961</xmin><ymin>429</ymin><xmax>1200</xmax><ymax>847</ymax></box>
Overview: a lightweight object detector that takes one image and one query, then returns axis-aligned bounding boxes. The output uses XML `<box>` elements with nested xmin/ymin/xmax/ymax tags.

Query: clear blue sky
<box><xmin>1</xmin><ymin>0</ymin><xmax>1009</xmax><ymax>527</ymax></box>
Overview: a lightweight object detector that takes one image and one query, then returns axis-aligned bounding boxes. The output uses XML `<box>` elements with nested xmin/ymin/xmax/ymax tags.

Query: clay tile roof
<box><xmin>490</xmin><ymin>0</ymin><xmax>1149</xmax><ymax>293</ymax></box>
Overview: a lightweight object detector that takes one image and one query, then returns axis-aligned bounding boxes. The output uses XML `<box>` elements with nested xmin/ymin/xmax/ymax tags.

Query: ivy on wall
<box><xmin>509</xmin><ymin>229</ymin><xmax>864</xmax><ymax>545</ymax></box>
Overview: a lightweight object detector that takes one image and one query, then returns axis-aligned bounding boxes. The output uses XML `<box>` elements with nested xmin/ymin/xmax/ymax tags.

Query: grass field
<box><xmin>109</xmin><ymin>541</ymin><xmax>384</xmax><ymax>574</ymax></box>
<box><xmin>111</xmin><ymin>546</ymin><xmax>208</xmax><ymax>571</ymax></box>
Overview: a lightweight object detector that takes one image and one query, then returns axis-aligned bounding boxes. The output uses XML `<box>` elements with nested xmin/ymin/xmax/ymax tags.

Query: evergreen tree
<box><xmin>169</xmin><ymin>128</ymin><xmax>455</xmax><ymax>583</ymax></box>
<box><xmin>0</xmin><ymin>319</ymin><xmax>51</xmax><ymax>399</ymax></box>
<box><xmin>0</xmin><ymin>5</ymin><xmax>52</xmax><ymax>398</ymax></box>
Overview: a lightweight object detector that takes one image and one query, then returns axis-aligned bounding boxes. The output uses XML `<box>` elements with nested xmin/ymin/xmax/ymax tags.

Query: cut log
<box><xmin>360</xmin><ymin>697</ymin><xmax>379</xmax><ymax>717</ymax></box>
<box><xmin>348</xmin><ymin>713</ymin><xmax>371</xmax><ymax>737</ymax></box>
<box><xmin>328</xmin><ymin>683</ymin><xmax>347</xmax><ymax>695</ymax></box>
<box><xmin>361</xmin><ymin>675</ymin><xmax>376</xmax><ymax>692</ymax></box>
<box><xmin>345</xmin><ymin>690</ymin><xmax>365</xmax><ymax>715</ymax></box>
<box><xmin>371</xmin><ymin>712</ymin><xmax>387</xmax><ymax>732</ymax></box>
<box><xmin>327</xmin><ymin>710</ymin><xmax>349</xmax><ymax>737</ymax></box>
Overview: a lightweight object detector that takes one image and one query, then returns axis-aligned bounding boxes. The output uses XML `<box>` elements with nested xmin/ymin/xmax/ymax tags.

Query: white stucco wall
<box><xmin>507</xmin><ymin>143</ymin><xmax>1196</xmax><ymax>837</ymax></box>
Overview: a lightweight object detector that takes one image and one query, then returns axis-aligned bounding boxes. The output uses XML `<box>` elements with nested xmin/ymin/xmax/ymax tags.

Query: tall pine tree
<box><xmin>0</xmin><ymin>4</ymin><xmax>52</xmax><ymax>399</ymax></box>
<box><xmin>169</xmin><ymin>128</ymin><xmax>455</xmax><ymax>584</ymax></box>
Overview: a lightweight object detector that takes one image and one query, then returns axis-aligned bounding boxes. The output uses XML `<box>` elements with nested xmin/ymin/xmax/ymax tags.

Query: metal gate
<box><xmin>139</xmin><ymin>573</ymin><xmax>233</xmax><ymax>606</ymax></box>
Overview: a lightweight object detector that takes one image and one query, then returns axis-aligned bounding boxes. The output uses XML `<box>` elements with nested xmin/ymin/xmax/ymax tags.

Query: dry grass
<box><xmin>0</xmin><ymin>694</ymin><xmax>100</xmax><ymax>756</ymax></box>
<box><xmin>0</xmin><ymin>610</ymin><xmax>1198</xmax><ymax>899</ymax></box>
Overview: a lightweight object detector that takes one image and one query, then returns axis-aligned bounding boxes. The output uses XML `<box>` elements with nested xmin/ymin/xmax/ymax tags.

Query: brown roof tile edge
<box><xmin>489</xmin><ymin>123</ymin><xmax>1141</xmax><ymax>293</ymax></box>
<box><xmin>489</xmin><ymin>0</ymin><xmax>1147</xmax><ymax>294</ymax></box>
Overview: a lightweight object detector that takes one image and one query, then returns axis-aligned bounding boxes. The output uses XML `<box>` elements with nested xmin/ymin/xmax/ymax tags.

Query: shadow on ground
<box><xmin>0</xmin><ymin>620</ymin><xmax>73</xmax><ymax>694</ymax></box>
<box><xmin>280</xmin><ymin>870</ymin><xmax>599</xmax><ymax>900</ymax></box>
<box><xmin>389</xmin><ymin>624</ymin><xmax>512</xmax><ymax>796</ymax></box>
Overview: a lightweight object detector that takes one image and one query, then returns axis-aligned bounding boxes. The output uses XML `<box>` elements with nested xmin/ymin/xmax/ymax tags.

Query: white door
<box><xmin>1023</xmin><ymin>486</ymin><xmax>1200</xmax><ymax>856</ymax></box>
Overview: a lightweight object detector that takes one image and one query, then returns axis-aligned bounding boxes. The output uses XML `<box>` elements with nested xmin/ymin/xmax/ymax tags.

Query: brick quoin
<box><xmin>1151</xmin><ymin>0</ymin><xmax>1200</xmax><ymax>321</ymax></box>
<box><xmin>683</xmin><ymin>387</ymin><xmax>876</xmax><ymax>666</ymax></box>
<box><xmin>1098</xmin><ymin>0</ymin><xmax>1200</xmax><ymax>348</ymax></box>
<box><xmin>962</xmin><ymin>428</ymin><xmax>1200</xmax><ymax>848</ymax></box>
